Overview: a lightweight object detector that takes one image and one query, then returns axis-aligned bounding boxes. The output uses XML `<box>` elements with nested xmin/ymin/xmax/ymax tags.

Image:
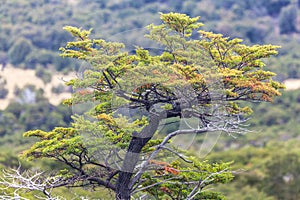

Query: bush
<box><xmin>26</xmin><ymin>50</ymin><xmax>55</xmax><ymax>67</ymax></box>
<box><xmin>279</xmin><ymin>5</ymin><xmax>297</xmax><ymax>34</ymax></box>
<box><xmin>8</xmin><ymin>38</ymin><xmax>33</xmax><ymax>65</ymax></box>
<box><xmin>0</xmin><ymin>76</ymin><xmax>8</xmax><ymax>99</ymax></box>
<box><xmin>0</xmin><ymin>88</ymin><xmax>8</xmax><ymax>99</ymax></box>
<box><xmin>51</xmin><ymin>84</ymin><xmax>65</xmax><ymax>94</ymax></box>
<box><xmin>263</xmin><ymin>0</ymin><xmax>290</xmax><ymax>16</ymax></box>
<box><xmin>35</xmin><ymin>66</ymin><xmax>52</xmax><ymax>84</ymax></box>
<box><xmin>264</xmin><ymin>153</ymin><xmax>300</xmax><ymax>200</ymax></box>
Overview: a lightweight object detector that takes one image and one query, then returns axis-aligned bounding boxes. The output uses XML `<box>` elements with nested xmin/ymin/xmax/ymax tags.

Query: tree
<box><xmin>263</xmin><ymin>153</ymin><xmax>300</xmax><ymax>200</ymax></box>
<box><xmin>1</xmin><ymin>12</ymin><xmax>284</xmax><ymax>199</ymax></box>
<box><xmin>279</xmin><ymin>5</ymin><xmax>298</xmax><ymax>34</ymax></box>
<box><xmin>0</xmin><ymin>76</ymin><xmax>8</xmax><ymax>99</ymax></box>
<box><xmin>8</xmin><ymin>38</ymin><xmax>33</xmax><ymax>66</ymax></box>
<box><xmin>263</xmin><ymin>0</ymin><xmax>291</xmax><ymax>16</ymax></box>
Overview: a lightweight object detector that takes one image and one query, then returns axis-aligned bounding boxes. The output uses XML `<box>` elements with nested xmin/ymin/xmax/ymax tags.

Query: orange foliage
<box><xmin>164</xmin><ymin>166</ymin><xmax>179</xmax><ymax>175</ymax></box>
<box><xmin>133</xmin><ymin>83</ymin><xmax>152</xmax><ymax>93</ymax></box>
<box><xmin>77</xmin><ymin>89</ymin><xmax>92</xmax><ymax>95</ymax></box>
<box><xmin>149</xmin><ymin>160</ymin><xmax>180</xmax><ymax>175</ymax></box>
<box><xmin>160</xmin><ymin>186</ymin><xmax>171</xmax><ymax>193</ymax></box>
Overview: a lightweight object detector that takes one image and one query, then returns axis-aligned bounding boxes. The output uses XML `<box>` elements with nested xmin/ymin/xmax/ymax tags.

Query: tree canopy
<box><xmin>1</xmin><ymin>12</ymin><xmax>284</xmax><ymax>200</ymax></box>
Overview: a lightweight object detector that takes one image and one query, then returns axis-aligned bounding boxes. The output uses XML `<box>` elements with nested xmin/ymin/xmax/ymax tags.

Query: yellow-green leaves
<box><xmin>63</xmin><ymin>26</ymin><xmax>92</xmax><ymax>40</ymax></box>
<box><xmin>141</xmin><ymin>157</ymin><xmax>233</xmax><ymax>199</ymax></box>
<box><xmin>60</xmin><ymin>26</ymin><xmax>125</xmax><ymax>64</ymax></box>
<box><xmin>135</xmin><ymin>48</ymin><xmax>151</xmax><ymax>65</ymax></box>
<box><xmin>22</xmin><ymin>127</ymin><xmax>82</xmax><ymax>160</ymax></box>
<box><xmin>59</xmin><ymin>26</ymin><xmax>93</xmax><ymax>59</ymax></box>
<box><xmin>194</xmin><ymin>29</ymin><xmax>284</xmax><ymax>103</ymax></box>
<box><xmin>160</xmin><ymin>12</ymin><xmax>203</xmax><ymax>37</ymax></box>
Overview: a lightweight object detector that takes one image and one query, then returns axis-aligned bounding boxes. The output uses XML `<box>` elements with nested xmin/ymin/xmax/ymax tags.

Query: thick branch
<box><xmin>116</xmin><ymin>111</ymin><xmax>164</xmax><ymax>199</ymax></box>
<box><xmin>129</xmin><ymin>127</ymin><xmax>209</xmax><ymax>189</ymax></box>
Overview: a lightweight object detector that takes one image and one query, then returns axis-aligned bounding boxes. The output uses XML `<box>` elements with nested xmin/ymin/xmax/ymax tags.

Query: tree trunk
<box><xmin>116</xmin><ymin>113</ymin><xmax>162</xmax><ymax>200</ymax></box>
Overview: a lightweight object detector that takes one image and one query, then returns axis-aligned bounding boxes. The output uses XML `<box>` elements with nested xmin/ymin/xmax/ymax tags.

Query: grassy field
<box><xmin>0</xmin><ymin>65</ymin><xmax>73</xmax><ymax>109</ymax></box>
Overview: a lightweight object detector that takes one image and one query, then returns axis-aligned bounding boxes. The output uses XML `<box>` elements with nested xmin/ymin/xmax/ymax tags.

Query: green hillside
<box><xmin>1</xmin><ymin>0</ymin><xmax>300</xmax><ymax>78</ymax></box>
<box><xmin>0</xmin><ymin>0</ymin><xmax>300</xmax><ymax>199</ymax></box>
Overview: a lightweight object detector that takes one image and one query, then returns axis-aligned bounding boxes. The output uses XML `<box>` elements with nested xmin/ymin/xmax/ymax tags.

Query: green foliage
<box><xmin>22</xmin><ymin>127</ymin><xmax>82</xmax><ymax>160</ymax></box>
<box><xmin>51</xmin><ymin>84</ymin><xmax>65</xmax><ymax>94</ymax></box>
<box><xmin>263</xmin><ymin>0</ymin><xmax>291</xmax><ymax>16</ymax></box>
<box><xmin>263</xmin><ymin>153</ymin><xmax>300</xmax><ymax>199</ymax></box>
<box><xmin>25</xmin><ymin>50</ymin><xmax>55</xmax><ymax>68</ymax></box>
<box><xmin>0</xmin><ymin>85</ymin><xmax>72</xmax><ymax>138</ymax></box>
<box><xmin>0</xmin><ymin>76</ymin><xmax>8</xmax><ymax>99</ymax></box>
<box><xmin>139</xmin><ymin>159</ymin><xmax>233</xmax><ymax>199</ymax></box>
<box><xmin>279</xmin><ymin>5</ymin><xmax>298</xmax><ymax>34</ymax></box>
<box><xmin>251</xmin><ymin>89</ymin><xmax>300</xmax><ymax>128</ymax></box>
<box><xmin>0</xmin><ymin>112</ymin><xmax>20</xmax><ymax>137</ymax></box>
<box><xmin>8</xmin><ymin>37</ymin><xmax>33</xmax><ymax>65</ymax></box>
<box><xmin>159</xmin><ymin>12</ymin><xmax>203</xmax><ymax>37</ymax></box>
<box><xmin>35</xmin><ymin>66</ymin><xmax>52</xmax><ymax>84</ymax></box>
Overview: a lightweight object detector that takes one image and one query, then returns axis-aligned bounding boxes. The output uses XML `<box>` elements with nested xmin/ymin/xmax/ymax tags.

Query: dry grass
<box><xmin>66</xmin><ymin>0</ymin><xmax>79</xmax><ymax>5</ymax></box>
<box><xmin>283</xmin><ymin>79</ymin><xmax>300</xmax><ymax>91</ymax></box>
<box><xmin>0</xmin><ymin>64</ymin><xmax>74</xmax><ymax>110</ymax></box>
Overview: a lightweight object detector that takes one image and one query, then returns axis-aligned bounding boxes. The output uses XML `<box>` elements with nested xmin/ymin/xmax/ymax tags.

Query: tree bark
<box><xmin>116</xmin><ymin>113</ymin><xmax>162</xmax><ymax>200</ymax></box>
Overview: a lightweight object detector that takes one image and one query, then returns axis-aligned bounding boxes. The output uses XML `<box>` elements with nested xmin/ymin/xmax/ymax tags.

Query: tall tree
<box><xmin>279</xmin><ymin>5</ymin><xmax>298</xmax><ymax>34</ymax></box>
<box><xmin>1</xmin><ymin>13</ymin><xmax>284</xmax><ymax>199</ymax></box>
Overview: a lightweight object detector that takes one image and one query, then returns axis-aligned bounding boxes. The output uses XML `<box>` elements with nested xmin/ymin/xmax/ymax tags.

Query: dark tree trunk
<box><xmin>116</xmin><ymin>113</ymin><xmax>162</xmax><ymax>200</ymax></box>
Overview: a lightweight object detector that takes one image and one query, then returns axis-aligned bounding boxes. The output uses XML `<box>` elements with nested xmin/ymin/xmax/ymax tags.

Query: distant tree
<box><xmin>279</xmin><ymin>5</ymin><xmax>297</xmax><ymax>34</ymax></box>
<box><xmin>263</xmin><ymin>0</ymin><xmax>291</xmax><ymax>16</ymax></box>
<box><xmin>0</xmin><ymin>76</ymin><xmax>8</xmax><ymax>99</ymax></box>
<box><xmin>1</xmin><ymin>85</ymin><xmax>72</xmax><ymax>135</ymax></box>
<box><xmin>51</xmin><ymin>84</ymin><xmax>65</xmax><ymax>94</ymax></box>
<box><xmin>0</xmin><ymin>35</ymin><xmax>10</xmax><ymax>52</ymax></box>
<box><xmin>25</xmin><ymin>50</ymin><xmax>55</xmax><ymax>68</ymax></box>
<box><xmin>35</xmin><ymin>66</ymin><xmax>52</xmax><ymax>84</ymax></box>
<box><xmin>0</xmin><ymin>13</ymin><xmax>284</xmax><ymax>200</ymax></box>
<box><xmin>0</xmin><ymin>52</ymin><xmax>8</xmax><ymax>70</ymax></box>
<box><xmin>0</xmin><ymin>112</ymin><xmax>19</xmax><ymax>137</ymax></box>
<box><xmin>8</xmin><ymin>38</ymin><xmax>33</xmax><ymax>66</ymax></box>
<box><xmin>263</xmin><ymin>153</ymin><xmax>300</xmax><ymax>200</ymax></box>
<box><xmin>0</xmin><ymin>89</ymin><xmax>8</xmax><ymax>99</ymax></box>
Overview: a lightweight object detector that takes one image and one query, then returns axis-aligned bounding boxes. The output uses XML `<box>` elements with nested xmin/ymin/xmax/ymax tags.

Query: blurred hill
<box><xmin>1</xmin><ymin>0</ymin><xmax>300</xmax><ymax>78</ymax></box>
<box><xmin>1</xmin><ymin>0</ymin><xmax>300</xmax><ymax>199</ymax></box>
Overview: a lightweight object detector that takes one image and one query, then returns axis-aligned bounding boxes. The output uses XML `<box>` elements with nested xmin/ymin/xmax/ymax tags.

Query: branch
<box><xmin>160</xmin><ymin>146</ymin><xmax>193</xmax><ymax>163</ymax></box>
<box><xmin>130</xmin><ymin>115</ymin><xmax>247</xmax><ymax>191</ymax></box>
<box><xmin>186</xmin><ymin>168</ymin><xmax>229</xmax><ymax>200</ymax></box>
<box><xmin>129</xmin><ymin>127</ymin><xmax>210</xmax><ymax>189</ymax></box>
<box><xmin>131</xmin><ymin>177</ymin><xmax>178</xmax><ymax>195</ymax></box>
<box><xmin>0</xmin><ymin>167</ymin><xmax>62</xmax><ymax>199</ymax></box>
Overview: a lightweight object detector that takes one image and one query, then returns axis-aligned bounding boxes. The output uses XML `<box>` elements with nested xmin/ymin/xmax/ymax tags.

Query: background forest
<box><xmin>1</xmin><ymin>0</ymin><xmax>300</xmax><ymax>199</ymax></box>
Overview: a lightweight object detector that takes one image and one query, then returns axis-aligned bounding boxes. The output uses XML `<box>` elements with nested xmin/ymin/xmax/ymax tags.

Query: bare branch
<box><xmin>130</xmin><ymin>127</ymin><xmax>209</xmax><ymax>189</ymax></box>
<box><xmin>159</xmin><ymin>146</ymin><xmax>193</xmax><ymax>163</ymax></box>
<box><xmin>0</xmin><ymin>167</ymin><xmax>63</xmax><ymax>199</ymax></box>
<box><xmin>186</xmin><ymin>168</ymin><xmax>229</xmax><ymax>200</ymax></box>
<box><xmin>132</xmin><ymin>177</ymin><xmax>178</xmax><ymax>195</ymax></box>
